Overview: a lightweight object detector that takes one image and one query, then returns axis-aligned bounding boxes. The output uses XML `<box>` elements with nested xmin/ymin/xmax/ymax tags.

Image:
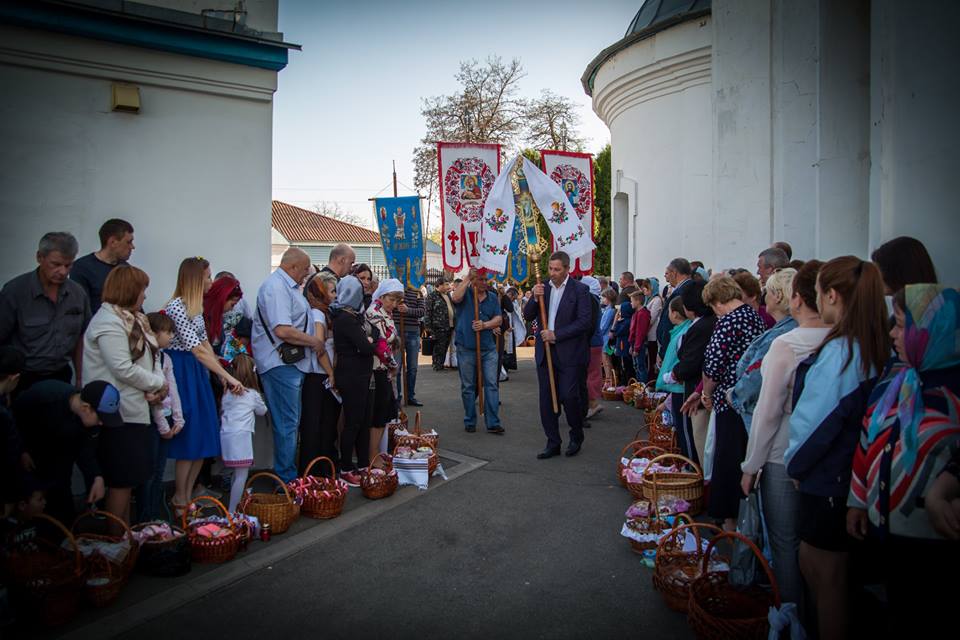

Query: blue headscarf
<box><xmin>648</xmin><ymin>277</ymin><xmax>660</xmax><ymax>297</ymax></box>
<box><xmin>867</xmin><ymin>285</ymin><xmax>960</xmax><ymax>470</ymax></box>
<box><xmin>331</xmin><ymin>275</ymin><xmax>364</xmax><ymax>312</ymax></box>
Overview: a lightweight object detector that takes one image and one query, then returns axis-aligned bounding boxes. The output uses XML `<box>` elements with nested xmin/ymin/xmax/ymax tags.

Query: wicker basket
<box><xmin>182</xmin><ymin>496</ymin><xmax>240</xmax><ymax>564</ymax></box>
<box><xmin>132</xmin><ymin>521</ymin><xmax>191</xmax><ymax>577</ymax></box>
<box><xmin>393</xmin><ymin>412</ymin><xmax>439</xmax><ymax>475</ymax></box>
<box><xmin>652</xmin><ymin>522</ymin><xmax>725</xmax><ymax>612</ymax></box>
<box><xmin>622</xmin><ymin>379</ymin><xmax>640</xmax><ymax>404</ymax></box>
<box><xmin>624</xmin><ymin>489</ymin><xmax>693</xmax><ymax>554</ymax></box>
<box><xmin>5</xmin><ymin>514</ymin><xmax>84</xmax><ymax>627</ymax></box>
<box><xmin>296</xmin><ymin>456</ymin><xmax>348</xmax><ymax>519</ymax></box>
<box><xmin>648</xmin><ymin>415</ymin><xmax>679</xmax><ymax>451</ymax></box>
<box><xmin>618</xmin><ymin>440</ymin><xmax>668</xmax><ymax>491</ymax></box>
<box><xmin>240</xmin><ymin>471</ymin><xmax>300</xmax><ymax>534</ymax></box>
<box><xmin>602</xmin><ymin>387</ymin><xmax>623</xmax><ymax>401</ymax></box>
<box><xmin>71</xmin><ymin>510</ymin><xmax>139</xmax><ymax>608</ymax></box>
<box><xmin>361</xmin><ymin>453</ymin><xmax>399</xmax><ymax>500</ymax></box>
<box><xmin>641</xmin><ymin>453</ymin><xmax>705</xmax><ymax>515</ymax></box>
<box><xmin>687</xmin><ymin>531</ymin><xmax>780</xmax><ymax>640</ymax></box>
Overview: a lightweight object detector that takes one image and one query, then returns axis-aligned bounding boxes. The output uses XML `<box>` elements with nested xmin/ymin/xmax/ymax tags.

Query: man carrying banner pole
<box><xmin>451</xmin><ymin>270</ymin><xmax>503</xmax><ymax>434</ymax></box>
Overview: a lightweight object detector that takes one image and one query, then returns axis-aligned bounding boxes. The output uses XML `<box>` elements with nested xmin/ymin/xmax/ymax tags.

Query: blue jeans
<box><xmin>136</xmin><ymin>427</ymin><xmax>170</xmax><ymax>523</ymax></box>
<box><xmin>395</xmin><ymin>330</ymin><xmax>421</xmax><ymax>402</ymax></box>
<box><xmin>457</xmin><ymin>348</ymin><xmax>500</xmax><ymax>429</ymax></box>
<box><xmin>260</xmin><ymin>365</ymin><xmax>305</xmax><ymax>483</ymax></box>
<box><xmin>632</xmin><ymin>352</ymin><xmax>648</xmax><ymax>384</ymax></box>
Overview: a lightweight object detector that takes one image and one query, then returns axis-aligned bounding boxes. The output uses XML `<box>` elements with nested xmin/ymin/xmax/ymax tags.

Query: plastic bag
<box><xmin>730</xmin><ymin>490</ymin><xmax>763</xmax><ymax>587</ymax></box>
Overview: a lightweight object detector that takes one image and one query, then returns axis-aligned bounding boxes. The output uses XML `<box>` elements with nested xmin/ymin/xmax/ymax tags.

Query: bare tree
<box><xmin>524</xmin><ymin>90</ymin><xmax>584</xmax><ymax>151</ymax></box>
<box><xmin>413</xmin><ymin>56</ymin><xmax>527</xmax><ymax>196</ymax></box>
<box><xmin>312</xmin><ymin>201</ymin><xmax>369</xmax><ymax>229</ymax></box>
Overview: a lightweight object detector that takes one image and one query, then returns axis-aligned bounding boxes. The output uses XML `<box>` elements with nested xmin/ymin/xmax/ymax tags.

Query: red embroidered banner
<box><xmin>541</xmin><ymin>150</ymin><xmax>595</xmax><ymax>275</ymax></box>
<box><xmin>437</xmin><ymin>142</ymin><xmax>501</xmax><ymax>271</ymax></box>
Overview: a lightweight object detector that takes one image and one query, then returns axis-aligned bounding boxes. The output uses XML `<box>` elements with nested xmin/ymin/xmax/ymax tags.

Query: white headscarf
<box><xmin>372</xmin><ymin>278</ymin><xmax>404</xmax><ymax>302</ymax></box>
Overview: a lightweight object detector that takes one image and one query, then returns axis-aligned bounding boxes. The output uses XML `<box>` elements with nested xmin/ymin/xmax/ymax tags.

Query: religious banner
<box><xmin>373</xmin><ymin>196</ymin><xmax>425</xmax><ymax>289</ymax></box>
<box><xmin>541</xmin><ymin>150</ymin><xmax>595</xmax><ymax>275</ymax></box>
<box><xmin>519</xmin><ymin>156</ymin><xmax>595</xmax><ymax>261</ymax></box>
<box><xmin>437</xmin><ymin>142</ymin><xmax>501</xmax><ymax>271</ymax></box>
<box><xmin>478</xmin><ymin>156</ymin><xmax>595</xmax><ymax>277</ymax></box>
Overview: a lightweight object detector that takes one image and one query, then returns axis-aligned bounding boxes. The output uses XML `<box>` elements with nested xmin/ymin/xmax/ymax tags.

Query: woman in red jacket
<box><xmin>628</xmin><ymin>291</ymin><xmax>651</xmax><ymax>383</ymax></box>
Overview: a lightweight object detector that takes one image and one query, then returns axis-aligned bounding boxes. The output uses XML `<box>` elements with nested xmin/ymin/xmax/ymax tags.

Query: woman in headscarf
<box><xmin>331</xmin><ymin>275</ymin><xmax>377</xmax><ymax>486</ymax></box>
<box><xmin>365</xmin><ymin>278</ymin><xmax>403</xmax><ymax>464</ymax></box>
<box><xmin>846</xmin><ymin>284</ymin><xmax>960</xmax><ymax>634</ymax></box>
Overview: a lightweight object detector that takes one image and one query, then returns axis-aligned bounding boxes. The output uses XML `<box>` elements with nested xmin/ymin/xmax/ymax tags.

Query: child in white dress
<box><xmin>220</xmin><ymin>354</ymin><xmax>267</xmax><ymax>513</ymax></box>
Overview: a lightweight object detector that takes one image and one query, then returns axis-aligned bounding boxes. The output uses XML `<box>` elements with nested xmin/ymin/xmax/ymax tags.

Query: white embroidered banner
<box><xmin>437</xmin><ymin>142</ymin><xmax>501</xmax><ymax>271</ymax></box>
<box><xmin>477</xmin><ymin>158</ymin><xmax>517</xmax><ymax>273</ymax></box>
<box><xmin>541</xmin><ymin>150</ymin><xmax>595</xmax><ymax>274</ymax></box>
<box><xmin>521</xmin><ymin>157</ymin><xmax>596</xmax><ymax>261</ymax></box>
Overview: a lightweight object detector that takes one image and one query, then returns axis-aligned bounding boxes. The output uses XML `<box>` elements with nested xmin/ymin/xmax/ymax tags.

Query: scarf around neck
<box><xmin>105</xmin><ymin>303</ymin><xmax>158</xmax><ymax>362</ymax></box>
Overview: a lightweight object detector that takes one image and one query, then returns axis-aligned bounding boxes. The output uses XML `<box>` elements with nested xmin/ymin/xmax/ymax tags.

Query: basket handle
<box><xmin>303</xmin><ymin>456</ymin><xmax>336</xmax><ymax>479</ymax></box>
<box><xmin>243</xmin><ymin>471</ymin><xmax>294</xmax><ymax>505</ymax></box>
<box><xmin>414</xmin><ymin>410</ymin><xmax>422</xmax><ymax>436</ymax></box>
<box><xmin>183</xmin><ymin>495</ymin><xmax>234</xmax><ymax>531</ymax></box>
<box><xmin>701</xmin><ymin>531</ymin><xmax>781</xmax><ymax>607</ymax></box>
<box><xmin>72</xmin><ymin>509</ymin><xmax>134</xmax><ymax>542</ymax></box>
<box><xmin>627</xmin><ymin>377</ymin><xmax>637</xmax><ymax>386</ymax></box>
<box><xmin>619</xmin><ymin>439</ymin><xmax>651</xmax><ymax>460</ymax></box>
<box><xmin>34</xmin><ymin>513</ymin><xmax>83</xmax><ymax>576</ymax></box>
<box><xmin>656</xmin><ymin>521</ymin><xmax>722</xmax><ymax>559</ymax></box>
<box><xmin>642</xmin><ymin>452</ymin><xmax>703</xmax><ymax>481</ymax></box>
<box><xmin>367</xmin><ymin>452</ymin><xmax>393</xmax><ymax>473</ymax></box>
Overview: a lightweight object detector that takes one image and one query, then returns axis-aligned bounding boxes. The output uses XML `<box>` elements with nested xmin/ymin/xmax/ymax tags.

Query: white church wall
<box><xmin>593</xmin><ymin>18</ymin><xmax>713</xmax><ymax>279</ymax></box>
<box><xmin>869</xmin><ymin>0</ymin><xmax>960</xmax><ymax>280</ymax></box>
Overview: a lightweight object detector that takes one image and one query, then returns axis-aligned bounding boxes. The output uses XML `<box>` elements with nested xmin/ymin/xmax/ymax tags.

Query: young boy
<box><xmin>628</xmin><ymin>291</ymin><xmax>651</xmax><ymax>384</ymax></box>
<box><xmin>138</xmin><ymin>312</ymin><xmax>184</xmax><ymax>522</ymax></box>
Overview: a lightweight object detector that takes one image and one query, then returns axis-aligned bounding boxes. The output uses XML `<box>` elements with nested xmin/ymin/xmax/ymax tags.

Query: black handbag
<box><xmin>421</xmin><ymin>336</ymin><xmax>435</xmax><ymax>356</ymax></box>
<box><xmin>257</xmin><ymin>304</ymin><xmax>309</xmax><ymax>365</ymax></box>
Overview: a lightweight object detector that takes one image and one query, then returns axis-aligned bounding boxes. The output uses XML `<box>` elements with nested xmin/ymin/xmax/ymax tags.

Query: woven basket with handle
<box><xmin>240</xmin><ymin>471</ymin><xmax>300</xmax><ymax>534</ymax></box>
<box><xmin>296</xmin><ymin>456</ymin><xmax>348</xmax><ymax>519</ymax></box>
<box><xmin>361</xmin><ymin>453</ymin><xmax>399</xmax><ymax>500</ymax></box>
<box><xmin>71</xmin><ymin>509</ymin><xmax>139</xmax><ymax>608</ymax></box>
<box><xmin>687</xmin><ymin>531</ymin><xmax>780</xmax><ymax>640</ymax></box>
<box><xmin>652</xmin><ymin>522</ymin><xmax>725</xmax><ymax>612</ymax></box>
<box><xmin>641</xmin><ymin>453</ymin><xmax>704</xmax><ymax>515</ymax></box>
<box><xmin>182</xmin><ymin>496</ymin><xmax>239</xmax><ymax>564</ymax></box>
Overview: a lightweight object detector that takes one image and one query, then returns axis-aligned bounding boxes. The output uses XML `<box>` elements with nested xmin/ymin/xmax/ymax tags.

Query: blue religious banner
<box><xmin>374</xmin><ymin>196</ymin><xmax>425</xmax><ymax>289</ymax></box>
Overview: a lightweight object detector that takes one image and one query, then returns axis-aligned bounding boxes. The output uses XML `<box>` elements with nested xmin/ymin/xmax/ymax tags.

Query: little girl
<box><xmin>219</xmin><ymin>354</ymin><xmax>267</xmax><ymax>513</ymax></box>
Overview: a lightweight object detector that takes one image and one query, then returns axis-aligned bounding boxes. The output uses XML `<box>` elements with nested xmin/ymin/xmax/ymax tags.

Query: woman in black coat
<box><xmin>330</xmin><ymin>276</ymin><xmax>377</xmax><ymax>486</ymax></box>
<box><xmin>662</xmin><ymin>281</ymin><xmax>716</xmax><ymax>465</ymax></box>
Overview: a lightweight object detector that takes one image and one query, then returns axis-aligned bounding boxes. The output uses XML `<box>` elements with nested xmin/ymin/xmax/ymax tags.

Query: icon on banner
<box><xmin>460</xmin><ymin>174</ymin><xmax>482</xmax><ymax>200</ymax></box>
<box><xmin>394</xmin><ymin>208</ymin><xmax>405</xmax><ymax>240</ymax></box>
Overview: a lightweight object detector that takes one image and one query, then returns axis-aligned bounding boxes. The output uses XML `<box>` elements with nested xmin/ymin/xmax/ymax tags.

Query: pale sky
<box><xmin>271</xmin><ymin>0</ymin><xmax>639</xmax><ymax>232</ymax></box>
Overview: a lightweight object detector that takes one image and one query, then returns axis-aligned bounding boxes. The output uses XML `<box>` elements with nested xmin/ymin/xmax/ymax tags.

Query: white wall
<box><xmin>592</xmin><ymin>18</ymin><xmax>713</xmax><ymax>280</ymax></box>
<box><xmin>0</xmin><ymin>25</ymin><xmax>277</xmax><ymax>311</ymax></box>
<box><xmin>869</xmin><ymin>0</ymin><xmax>960</xmax><ymax>280</ymax></box>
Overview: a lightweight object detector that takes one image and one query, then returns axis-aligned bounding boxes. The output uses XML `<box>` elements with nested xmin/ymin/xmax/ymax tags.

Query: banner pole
<box><xmin>530</xmin><ymin>250</ymin><xmax>559</xmax><ymax>413</ymax></box>
<box><xmin>473</xmin><ymin>280</ymin><xmax>484</xmax><ymax>415</ymax></box>
<box><xmin>400</xmin><ymin>263</ymin><xmax>409</xmax><ymax>406</ymax></box>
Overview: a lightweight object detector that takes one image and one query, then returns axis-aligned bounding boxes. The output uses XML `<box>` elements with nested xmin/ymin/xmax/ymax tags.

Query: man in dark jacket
<box><xmin>523</xmin><ymin>252</ymin><xmax>593</xmax><ymax>459</ymax></box>
<box><xmin>657</xmin><ymin>258</ymin><xmax>693</xmax><ymax>358</ymax></box>
<box><xmin>425</xmin><ymin>278</ymin><xmax>455</xmax><ymax>371</ymax></box>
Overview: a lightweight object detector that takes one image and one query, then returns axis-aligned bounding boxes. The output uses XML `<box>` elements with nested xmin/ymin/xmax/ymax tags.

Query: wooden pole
<box><xmin>399</xmin><ymin>264</ymin><xmax>410</xmax><ymax>406</ymax></box>
<box><xmin>530</xmin><ymin>260</ymin><xmax>560</xmax><ymax>413</ymax></box>
<box><xmin>473</xmin><ymin>280</ymin><xmax>484</xmax><ymax>415</ymax></box>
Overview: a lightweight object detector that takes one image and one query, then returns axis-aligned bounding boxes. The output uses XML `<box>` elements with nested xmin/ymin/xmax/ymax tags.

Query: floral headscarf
<box><xmin>867</xmin><ymin>284</ymin><xmax>960</xmax><ymax>469</ymax></box>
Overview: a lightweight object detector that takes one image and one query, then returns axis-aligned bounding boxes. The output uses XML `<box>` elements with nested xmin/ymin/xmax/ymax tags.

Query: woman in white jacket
<box><xmin>82</xmin><ymin>265</ymin><xmax>166</xmax><ymax>523</ymax></box>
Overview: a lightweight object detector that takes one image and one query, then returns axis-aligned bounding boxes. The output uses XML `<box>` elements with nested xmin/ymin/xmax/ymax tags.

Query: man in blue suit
<box><xmin>523</xmin><ymin>251</ymin><xmax>594</xmax><ymax>458</ymax></box>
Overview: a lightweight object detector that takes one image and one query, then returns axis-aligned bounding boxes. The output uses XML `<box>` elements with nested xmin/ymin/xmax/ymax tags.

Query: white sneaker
<box><xmin>586</xmin><ymin>405</ymin><xmax>603</xmax><ymax>419</ymax></box>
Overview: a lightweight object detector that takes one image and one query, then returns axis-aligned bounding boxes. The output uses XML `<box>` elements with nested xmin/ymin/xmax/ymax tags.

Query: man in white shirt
<box><xmin>522</xmin><ymin>252</ymin><xmax>594</xmax><ymax>458</ymax></box>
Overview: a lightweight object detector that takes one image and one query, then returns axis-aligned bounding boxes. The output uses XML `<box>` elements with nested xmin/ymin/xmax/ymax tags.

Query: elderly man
<box><xmin>321</xmin><ymin>243</ymin><xmax>356</xmax><ymax>281</ymax></box>
<box><xmin>70</xmin><ymin>218</ymin><xmax>135</xmax><ymax>314</ymax></box>
<box><xmin>451</xmin><ymin>269</ymin><xmax>503</xmax><ymax>434</ymax></box>
<box><xmin>616</xmin><ymin>271</ymin><xmax>638</xmax><ymax>304</ymax></box>
<box><xmin>0</xmin><ymin>232</ymin><xmax>91</xmax><ymax>394</ymax></box>
<box><xmin>524</xmin><ymin>251</ymin><xmax>593</xmax><ymax>458</ymax></box>
<box><xmin>252</xmin><ymin>248</ymin><xmax>322</xmax><ymax>482</ymax></box>
<box><xmin>756</xmin><ymin>247</ymin><xmax>789</xmax><ymax>286</ymax></box>
<box><xmin>656</xmin><ymin>258</ymin><xmax>693</xmax><ymax>357</ymax></box>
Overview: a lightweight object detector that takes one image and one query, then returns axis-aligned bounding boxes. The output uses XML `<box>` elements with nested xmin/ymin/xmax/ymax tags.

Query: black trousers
<box><xmin>672</xmin><ymin>392</ymin><xmax>699</xmax><ymax>466</ymax></box>
<box><xmin>537</xmin><ymin>361</ymin><xmax>586</xmax><ymax>449</ymax></box>
<box><xmin>337</xmin><ymin>371</ymin><xmax>371</xmax><ymax>472</ymax></box>
<box><xmin>432</xmin><ymin>329</ymin><xmax>450</xmax><ymax>370</ymax></box>
<box><xmin>298</xmin><ymin>373</ymin><xmax>341</xmax><ymax>476</ymax></box>
<box><xmin>708</xmin><ymin>409</ymin><xmax>749</xmax><ymax>520</ymax></box>
<box><xmin>619</xmin><ymin>354</ymin><xmax>636</xmax><ymax>382</ymax></box>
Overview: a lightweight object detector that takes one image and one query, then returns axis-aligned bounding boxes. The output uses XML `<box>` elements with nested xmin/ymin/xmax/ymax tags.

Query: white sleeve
<box><xmin>741</xmin><ymin>339</ymin><xmax>795</xmax><ymax>474</ymax></box>
<box><xmin>253</xmin><ymin>391</ymin><xmax>268</xmax><ymax>416</ymax></box>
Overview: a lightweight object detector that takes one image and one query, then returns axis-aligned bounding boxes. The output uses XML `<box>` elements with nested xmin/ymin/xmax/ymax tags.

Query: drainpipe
<box><xmin>616</xmin><ymin>170</ymin><xmax>639</xmax><ymax>274</ymax></box>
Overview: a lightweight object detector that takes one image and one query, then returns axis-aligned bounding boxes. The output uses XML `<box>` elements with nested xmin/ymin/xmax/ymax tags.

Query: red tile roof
<box><xmin>271</xmin><ymin>200</ymin><xmax>381</xmax><ymax>245</ymax></box>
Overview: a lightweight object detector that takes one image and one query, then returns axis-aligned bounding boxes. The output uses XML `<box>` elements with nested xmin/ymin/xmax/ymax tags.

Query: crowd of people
<box><xmin>1</xmin><ymin>216</ymin><xmax>957</xmax><ymax>637</ymax></box>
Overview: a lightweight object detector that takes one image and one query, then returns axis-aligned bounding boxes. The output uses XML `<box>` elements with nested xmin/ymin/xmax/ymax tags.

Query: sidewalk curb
<box><xmin>61</xmin><ymin>449</ymin><xmax>487</xmax><ymax>640</ymax></box>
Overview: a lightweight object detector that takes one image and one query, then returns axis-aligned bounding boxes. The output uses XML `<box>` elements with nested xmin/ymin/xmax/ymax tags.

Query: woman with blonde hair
<box><xmin>82</xmin><ymin>265</ymin><xmax>166</xmax><ymax>523</ymax></box>
<box><xmin>164</xmin><ymin>257</ymin><xmax>242</xmax><ymax>514</ymax></box>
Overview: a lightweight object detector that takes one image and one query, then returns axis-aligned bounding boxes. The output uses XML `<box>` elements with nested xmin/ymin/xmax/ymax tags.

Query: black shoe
<box><xmin>486</xmin><ymin>426</ymin><xmax>505</xmax><ymax>435</ymax></box>
<box><xmin>537</xmin><ymin>446</ymin><xmax>561</xmax><ymax>459</ymax></box>
<box><xmin>582</xmin><ymin>420</ymin><xmax>592</xmax><ymax>429</ymax></box>
<box><xmin>407</xmin><ymin>399</ymin><xmax>424</xmax><ymax>407</ymax></box>
<box><xmin>465</xmin><ymin>426</ymin><xmax>477</xmax><ymax>433</ymax></box>
<box><xmin>565</xmin><ymin>441</ymin><xmax>582</xmax><ymax>457</ymax></box>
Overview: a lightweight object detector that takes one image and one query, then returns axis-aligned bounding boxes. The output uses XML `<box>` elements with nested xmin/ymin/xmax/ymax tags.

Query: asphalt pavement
<box><xmin>102</xmin><ymin>351</ymin><xmax>694</xmax><ymax>639</ymax></box>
